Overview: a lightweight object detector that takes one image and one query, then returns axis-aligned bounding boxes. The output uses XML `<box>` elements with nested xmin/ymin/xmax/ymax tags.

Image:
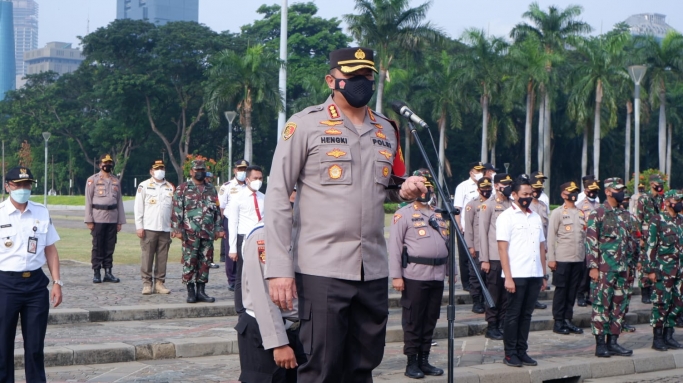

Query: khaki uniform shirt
<box><xmin>577</xmin><ymin>198</ymin><xmax>600</xmax><ymax>217</ymax></box>
<box><xmin>264</xmin><ymin>96</ymin><xmax>403</xmax><ymax>281</ymax></box>
<box><xmin>546</xmin><ymin>204</ymin><xmax>586</xmax><ymax>263</ymax></box>
<box><xmin>241</xmin><ymin>223</ymin><xmax>297</xmax><ymax>350</ymax></box>
<box><xmin>530</xmin><ymin>200</ymin><xmax>549</xmax><ymax>239</ymax></box>
<box><xmin>85</xmin><ymin>172</ymin><xmax>126</xmax><ymax>224</ymax></box>
<box><xmin>134</xmin><ymin>178</ymin><xmax>174</xmax><ymax>232</ymax></box>
<box><xmin>478</xmin><ymin>197</ymin><xmax>512</xmax><ymax>262</ymax></box>
<box><xmin>388</xmin><ymin>203</ymin><xmax>452</xmax><ymax>281</ymax></box>
<box><xmin>464</xmin><ymin>196</ymin><xmax>487</xmax><ymax>254</ymax></box>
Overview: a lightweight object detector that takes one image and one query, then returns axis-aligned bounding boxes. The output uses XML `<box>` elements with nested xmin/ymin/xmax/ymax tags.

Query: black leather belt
<box><xmin>407</xmin><ymin>256</ymin><xmax>448</xmax><ymax>266</ymax></box>
<box><xmin>0</xmin><ymin>269</ymin><xmax>41</xmax><ymax>278</ymax></box>
<box><xmin>284</xmin><ymin>318</ymin><xmax>300</xmax><ymax>332</ymax></box>
<box><xmin>92</xmin><ymin>204</ymin><xmax>118</xmax><ymax>210</ymax></box>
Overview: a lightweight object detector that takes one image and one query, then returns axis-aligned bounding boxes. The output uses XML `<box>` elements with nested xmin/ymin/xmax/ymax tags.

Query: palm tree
<box><xmin>637</xmin><ymin>31</ymin><xmax>683</xmax><ymax>172</ymax></box>
<box><xmin>205</xmin><ymin>45</ymin><xmax>283</xmax><ymax>163</ymax></box>
<box><xmin>459</xmin><ymin>29</ymin><xmax>508</xmax><ymax>163</ymax></box>
<box><xmin>344</xmin><ymin>0</ymin><xmax>444</xmax><ymax>113</ymax></box>
<box><xmin>568</xmin><ymin>33</ymin><xmax>630</xmax><ymax>179</ymax></box>
<box><xmin>511</xmin><ymin>2</ymin><xmax>591</xmax><ymax>181</ymax></box>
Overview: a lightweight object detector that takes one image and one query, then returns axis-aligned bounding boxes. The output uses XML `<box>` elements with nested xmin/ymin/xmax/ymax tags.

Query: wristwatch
<box><xmin>53</xmin><ymin>280</ymin><xmax>64</xmax><ymax>287</ymax></box>
<box><xmin>543</xmin><ymin>274</ymin><xmax>549</xmax><ymax>281</ymax></box>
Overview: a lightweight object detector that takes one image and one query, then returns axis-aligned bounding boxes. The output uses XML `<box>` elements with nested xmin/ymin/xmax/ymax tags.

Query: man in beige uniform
<box><xmin>236</xmin><ymin>221</ymin><xmax>306</xmax><ymax>382</ymax></box>
<box><xmin>134</xmin><ymin>160</ymin><xmax>174</xmax><ymax>295</ymax></box>
<box><xmin>547</xmin><ymin>181</ymin><xmax>586</xmax><ymax>335</ymax></box>
<box><xmin>464</xmin><ymin>177</ymin><xmax>492</xmax><ymax>314</ymax></box>
<box><xmin>479</xmin><ymin>173</ymin><xmax>513</xmax><ymax>340</ymax></box>
<box><xmin>264</xmin><ymin>47</ymin><xmax>425</xmax><ymax>382</ymax></box>
<box><xmin>577</xmin><ymin>179</ymin><xmax>601</xmax><ymax>306</ymax></box>
<box><xmin>85</xmin><ymin>154</ymin><xmax>126</xmax><ymax>283</ymax></box>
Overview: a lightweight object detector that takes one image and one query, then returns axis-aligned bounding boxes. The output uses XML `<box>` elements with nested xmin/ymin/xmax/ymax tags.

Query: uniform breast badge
<box><xmin>329</xmin><ymin>165</ymin><xmax>342</xmax><ymax>179</ymax></box>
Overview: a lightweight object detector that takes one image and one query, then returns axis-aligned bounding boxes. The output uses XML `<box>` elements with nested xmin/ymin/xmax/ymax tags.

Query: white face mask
<box><xmin>473</xmin><ymin>172</ymin><xmax>483</xmax><ymax>181</ymax></box>
<box><xmin>249</xmin><ymin>180</ymin><xmax>262</xmax><ymax>191</ymax></box>
<box><xmin>153</xmin><ymin>170</ymin><xmax>165</xmax><ymax>180</ymax></box>
<box><xmin>236</xmin><ymin>171</ymin><xmax>246</xmax><ymax>182</ymax></box>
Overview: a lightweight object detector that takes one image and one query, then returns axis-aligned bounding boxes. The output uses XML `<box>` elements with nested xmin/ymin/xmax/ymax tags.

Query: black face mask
<box><xmin>672</xmin><ymin>202</ymin><xmax>683</xmax><ymax>213</ymax></box>
<box><xmin>500</xmin><ymin>185</ymin><xmax>512</xmax><ymax>198</ymax></box>
<box><xmin>611</xmin><ymin>190</ymin><xmax>625</xmax><ymax>204</ymax></box>
<box><xmin>193</xmin><ymin>171</ymin><xmax>206</xmax><ymax>181</ymax></box>
<box><xmin>334</xmin><ymin>76</ymin><xmax>375</xmax><ymax>108</ymax></box>
<box><xmin>654</xmin><ymin>184</ymin><xmax>664</xmax><ymax>193</ymax></box>
<box><xmin>532</xmin><ymin>189</ymin><xmax>543</xmax><ymax>199</ymax></box>
<box><xmin>517</xmin><ymin>197</ymin><xmax>533</xmax><ymax>209</ymax></box>
<box><xmin>568</xmin><ymin>192</ymin><xmax>579</xmax><ymax>202</ymax></box>
<box><xmin>480</xmin><ymin>190</ymin><xmax>492</xmax><ymax>199</ymax></box>
<box><xmin>101</xmin><ymin>164</ymin><xmax>113</xmax><ymax>173</ymax></box>
<box><xmin>417</xmin><ymin>189</ymin><xmax>432</xmax><ymax>203</ymax></box>
<box><xmin>586</xmin><ymin>191</ymin><xmax>597</xmax><ymax>200</ymax></box>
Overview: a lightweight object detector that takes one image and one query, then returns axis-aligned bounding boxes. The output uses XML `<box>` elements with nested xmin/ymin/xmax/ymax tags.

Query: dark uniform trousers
<box><xmin>235</xmin><ymin>313</ymin><xmax>306</xmax><ymax>383</ymax></box>
<box><xmin>578</xmin><ymin>263</ymin><xmax>591</xmax><ymax>299</ymax></box>
<box><xmin>468</xmin><ymin>253</ymin><xmax>484</xmax><ymax>299</ymax></box>
<box><xmin>223</xmin><ymin>218</ymin><xmax>237</xmax><ymax>285</ymax></box>
<box><xmin>0</xmin><ymin>270</ymin><xmax>50</xmax><ymax>383</ymax></box>
<box><xmin>401</xmin><ymin>278</ymin><xmax>444</xmax><ymax>355</ymax></box>
<box><xmin>295</xmin><ymin>273</ymin><xmax>388</xmax><ymax>383</ymax></box>
<box><xmin>234</xmin><ymin>234</ymin><xmax>245</xmax><ymax>314</ymax></box>
<box><xmin>551</xmin><ymin>262</ymin><xmax>583</xmax><ymax>321</ymax></box>
<box><xmin>91</xmin><ymin>222</ymin><xmax>118</xmax><ymax>270</ymax></box>
<box><xmin>484</xmin><ymin>261</ymin><xmax>508</xmax><ymax>324</ymax></box>
<box><xmin>458</xmin><ymin>238</ymin><xmax>471</xmax><ymax>290</ymax></box>
<box><xmin>504</xmin><ymin>277</ymin><xmax>543</xmax><ymax>357</ymax></box>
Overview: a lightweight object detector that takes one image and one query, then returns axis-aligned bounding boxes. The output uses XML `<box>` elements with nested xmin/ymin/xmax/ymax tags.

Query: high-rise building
<box><xmin>24</xmin><ymin>42</ymin><xmax>84</xmax><ymax>77</ymax></box>
<box><xmin>0</xmin><ymin>1</ymin><xmax>15</xmax><ymax>99</ymax></box>
<box><xmin>116</xmin><ymin>0</ymin><xmax>198</xmax><ymax>25</ymax></box>
<box><xmin>624</xmin><ymin>13</ymin><xmax>676</xmax><ymax>41</ymax></box>
<box><xmin>11</xmin><ymin>0</ymin><xmax>38</xmax><ymax>80</ymax></box>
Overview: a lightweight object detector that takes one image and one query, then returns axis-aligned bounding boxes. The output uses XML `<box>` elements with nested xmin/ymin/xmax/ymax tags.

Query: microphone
<box><xmin>390</xmin><ymin>101</ymin><xmax>429</xmax><ymax>129</ymax></box>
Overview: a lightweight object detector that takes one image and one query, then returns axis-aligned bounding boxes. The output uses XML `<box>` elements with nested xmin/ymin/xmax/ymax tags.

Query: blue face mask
<box><xmin>10</xmin><ymin>188</ymin><xmax>31</xmax><ymax>204</ymax></box>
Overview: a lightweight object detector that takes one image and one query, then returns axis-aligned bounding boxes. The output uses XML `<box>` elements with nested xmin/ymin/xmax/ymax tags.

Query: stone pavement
<box><xmin>12</xmin><ymin>324</ymin><xmax>683</xmax><ymax>382</ymax></box>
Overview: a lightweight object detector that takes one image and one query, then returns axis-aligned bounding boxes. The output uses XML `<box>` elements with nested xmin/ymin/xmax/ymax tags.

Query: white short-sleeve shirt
<box><xmin>454</xmin><ymin>178</ymin><xmax>479</xmax><ymax>233</ymax></box>
<box><xmin>496</xmin><ymin>203</ymin><xmax>545</xmax><ymax>278</ymax></box>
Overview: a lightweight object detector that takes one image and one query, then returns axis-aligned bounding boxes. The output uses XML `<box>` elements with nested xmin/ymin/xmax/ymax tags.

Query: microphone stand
<box><xmin>405</xmin><ymin>121</ymin><xmax>494</xmax><ymax>383</ymax></box>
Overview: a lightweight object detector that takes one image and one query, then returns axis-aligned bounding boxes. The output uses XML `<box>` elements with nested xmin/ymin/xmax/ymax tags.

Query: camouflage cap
<box><xmin>649</xmin><ymin>174</ymin><xmax>664</xmax><ymax>184</ymax></box>
<box><xmin>664</xmin><ymin>189</ymin><xmax>682</xmax><ymax>199</ymax></box>
<box><xmin>477</xmin><ymin>177</ymin><xmax>493</xmax><ymax>189</ymax></box>
<box><xmin>191</xmin><ymin>159</ymin><xmax>206</xmax><ymax>170</ymax></box>
<box><xmin>603</xmin><ymin>177</ymin><xmax>625</xmax><ymax>190</ymax></box>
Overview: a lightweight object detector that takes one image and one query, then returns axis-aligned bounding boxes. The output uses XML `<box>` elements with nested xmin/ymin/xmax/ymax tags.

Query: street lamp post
<box><xmin>224</xmin><ymin>111</ymin><xmax>237</xmax><ymax>174</ymax></box>
<box><xmin>276</xmin><ymin>0</ymin><xmax>288</xmax><ymax>140</ymax></box>
<box><xmin>628</xmin><ymin>65</ymin><xmax>647</xmax><ymax>200</ymax></box>
<box><xmin>42</xmin><ymin>132</ymin><xmax>51</xmax><ymax>206</ymax></box>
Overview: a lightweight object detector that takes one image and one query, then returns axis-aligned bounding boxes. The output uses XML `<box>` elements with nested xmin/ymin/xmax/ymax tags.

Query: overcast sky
<box><xmin>39</xmin><ymin>0</ymin><xmax>683</xmax><ymax>47</ymax></box>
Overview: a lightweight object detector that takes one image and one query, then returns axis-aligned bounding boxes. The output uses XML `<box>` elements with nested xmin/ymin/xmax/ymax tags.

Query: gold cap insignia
<box><xmin>355</xmin><ymin>49</ymin><xmax>366</xmax><ymax>60</ymax></box>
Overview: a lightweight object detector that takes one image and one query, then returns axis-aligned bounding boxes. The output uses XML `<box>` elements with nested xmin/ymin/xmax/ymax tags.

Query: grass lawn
<box><xmin>56</xmin><ymin>227</ymin><xmax>182</xmax><ymax>265</ymax></box>
<box><xmin>29</xmin><ymin>195</ymin><xmax>134</xmax><ymax>205</ymax></box>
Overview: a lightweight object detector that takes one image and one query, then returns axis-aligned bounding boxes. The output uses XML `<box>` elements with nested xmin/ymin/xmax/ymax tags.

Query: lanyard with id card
<box><xmin>27</xmin><ymin>226</ymin><xmax>38</xmax><ymax>254</ymax></box>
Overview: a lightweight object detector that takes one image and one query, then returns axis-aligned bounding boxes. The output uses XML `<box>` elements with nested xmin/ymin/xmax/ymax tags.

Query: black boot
<box><xmin>418</xmin><ymin>352</ymin><xmax>443</xmax><ymax>376</ymax></box>
<box><xmin>485</xmin><ymin>322</ymin><xmax>503</xmax><ymax>340</ymax></box>
<box><xmin>621</xmin><ymin>323</ymin><xmax>636</xmax><ymax>333</ymax></box>
<box><xmin>652</xmin><ymin>327</ymin><xmax>668</xmax><ymax>351</ymax></box>
<box><xmin>664</xmin><ymin>327</ymin><xmax>683</xmax><ymax>349</ymax></box>
<box><xmin>577</xmin><ymin>292</ymin><xmax>587</xmax><ymax>307</ymax></box>
<box><xmin>607</xmin><ymin>334</ymin><xmax>632</xmax><ymax>356</ymax></box>
<box><xmin>196</xmin><ymin>282</ymin><xmax>215</xmax><ymax>303</ymax></box>
<box><xmin>186</xmin><ymin>283</ymin><xmax>197</xmax><ymax>304</ymax></box>
<box><xmin>103</xmin><ymin>268</ymin><xmax>120</xmax><ymax>283</ymax></box>
<box><xmin>642</xmin><ymin>287</ymin><xmax>652</xmax><ymax>304</ymax></box>
<box><xmin>471</xmin><ymin>296</ymin><xmax>485</xmax><ymax>314</ymax></box>
<box><xmin>404</xmin><ymin>355</ymin><xmax>424</xmax><ymax>379</ymax></box>
<box><xmin>553</xmin><ymin>320</ymin><xmax>570</xmax><ymax>334</ymax></box>
<box><xmin>92</xmin><ymin>268</ymin><xmax>102</xmax><ymax>283</ymax></box>
<box><xmin>595</xmin><ymin>335</ymin><xmax>610</xmax><ymax>357</ymax></box>
<box><xmin>219</xmin><ymin>254</ymin><xmax>226</xmax><ymax>262</ymax></box>
<box><xmin>534</xmin><ymin>301</ymin><xmax>547</xmax><ymax>309</ymax></box>
<box><xmin>498</xmin><ymin>320</ymin><xmax>505</xmax><ymax>335</ymax></box>
<box><xmin>564</xmin><ymin>319</ymin><xmax>584</xmax><ymax>334</ymax></box>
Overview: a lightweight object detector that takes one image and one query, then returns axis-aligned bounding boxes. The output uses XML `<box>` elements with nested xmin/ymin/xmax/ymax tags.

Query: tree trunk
<box><xmin>375</xmin><ymin>68</ymin><xmax>387</xmax><ymax>114</ymax></box>
<box><xmin>481</xmin><ymin>94</ymin><xmax>489</xmax><ymax>163</ymax></box>
<box><xmin>537</xmin><ymin>86</ymin><xmax>545</xmax><ymax>172</ymax></box>
<box><xmin>543</xmin><ymin>90</ymin><xmax>552</xmax><ymax>182</ymax></box>
<box><xmin>438</xmin><ymin>115</ymin><xmax>446</xmax><ymax>187</ymax></box>
<box><xmin>625</xmin><ymin>101</ymin><xmax>632</xmax><ymax>183</ymax></box>
<box><xmin>658</xmin><ymin>90</ymin><xmax>667</xmax><ymax>172</ymax></box>
<box><xmin>403</xmin><ymin>123</ymin><xmax>410</xmax><ymax>176</ymax></box>
<box><xmin>593</xmin><ymin>81</ymin><xmax>603</xmax><ymax>180</ymax></box>
<box><xmin>581</xmin><ymin>123</ymin><xmax>588</xmax><ymax>178</ymax></box>
<box><xmin>524</xmin><ymin>84</ymin><xmax>534</xmax><ymax>175</ymax></box>
<box><xmin>666</xmin><ymin>123</ymin><xmax>672</xmax><ymax>187</ymax></box>
<box><xmin>490</xmin><ymin>145</ymin><xmax>496</xmax><ymax>167</ymax></box>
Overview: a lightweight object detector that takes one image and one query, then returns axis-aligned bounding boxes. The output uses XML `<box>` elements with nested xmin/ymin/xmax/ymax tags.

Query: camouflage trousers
<box><xmin>591</xmin><ymin>270</ymin><xmax>628</xmax><ymax>335</ymax></box>
<box><xmin>649</xmin><ymin>273</ymin><xmax>683</xmax><ymax>329</ymax></box>
<box><xmin>639</xmin><ymin>244</ymin><xmax>653</xmax><ymax>289</ymax></box>
<box><xmin>621</xmin><ymin>266</ymin><xmax>636</xmax><ymax>320</ymax></box>
<box><xmin>181</xmin><ymin>235</ymin><xmax>214</xmax><ymax>284</ymax></box>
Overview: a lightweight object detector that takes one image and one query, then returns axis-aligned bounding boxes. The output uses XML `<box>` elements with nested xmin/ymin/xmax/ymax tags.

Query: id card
<box><xmin>27</xmin><ymin>237</ymin><xmax>38</xmax><ymax>254</ymax></box>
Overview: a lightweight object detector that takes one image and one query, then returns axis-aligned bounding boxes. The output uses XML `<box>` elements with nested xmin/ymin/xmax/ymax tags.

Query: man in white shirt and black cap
<box><xmin>0</xmin><ymin>166</ymin><xmax>63</xmax><ymax>383</ymax></box>
<box><xmin>454</xmin><ymin>161</ymin><xmax>486</xmax><ymax>291</ymax></box>
<box><xmin>217</xmin><ymin>159</ymin><xmax>249</xmax><ymax>290</ymax></box>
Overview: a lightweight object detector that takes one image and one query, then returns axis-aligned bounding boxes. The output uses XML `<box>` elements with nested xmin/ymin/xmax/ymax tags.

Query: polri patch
<box><xmin>283</xmin><ymin>122</ymin><xmax>297</xmax><ymax>141</ymax></box>
<box><xmin>329</xmin><ymin>165</ymin><xmax>342</xmax><ymax>179</ymax></box>
<box><xmin>393</xmin><ymin>213</ymin><xmax>402</xmax><ymax>224</ymax></box>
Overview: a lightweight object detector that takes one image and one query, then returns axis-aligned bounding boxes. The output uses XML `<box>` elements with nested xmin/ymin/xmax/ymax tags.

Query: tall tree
<box><xmin>205</xmin><ymin>45</ymin><xmax>283</xmax><ymax>163</ymax></box>
<box><xmin>344</xmin><ymin>0</ymin><xmax>444</xmax><ymax>113</ymax></box>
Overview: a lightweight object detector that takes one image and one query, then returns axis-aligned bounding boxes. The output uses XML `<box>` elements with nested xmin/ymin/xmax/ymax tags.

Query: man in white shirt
<box><xmin>228</xmin><ymin>165</ymin><xmax>265</xmax><ymax>314</ymax></box>
<box><xmin>0</xmin><ymin>166</ymin><xmax>63</xmax><ymax>383</ymax></box>
<box><xmin>217</xmin><ymin>159</ymin><xmax>249</xmax><ymax>289</ymax></box>
<box><xmin>134</xmin><ymin>160</ymin><xmax>174</xmax><ymax>295</ymax></box>
<box><xmin>497</xmin><ymin>174</ymin><xmax>547</xmax><ymax>368</ymax></box>
<box><xmin>454</xmin><ymin>161</ymin><xmax>486</xmax><ymax>291</ymax></box>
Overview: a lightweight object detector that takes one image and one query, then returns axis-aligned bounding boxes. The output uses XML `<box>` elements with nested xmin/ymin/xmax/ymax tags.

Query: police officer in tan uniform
<box><xmin>479</xmin><ymin>173</ymin><xmax>513</xmax><ymax>340</ymax></box>
<box><xmin>577</xmin><ymin>178</ymin><xmax>601</xmax><ymax>306</ymax></box>
<box><xmin>547</xmin><ymin>181</ymin><xmax>585</xmax><ymax>335</ymax></box>
<box><xmin>236</xmin><ymin>221</ymin><xmax>306</xmax><ymax>382</ymax></box>
<box><xmin>85</xmin><ymin>154</ymin><xmax>126</xmax><ymax>283</ymax></box>
<box><xmin>464</xmin><ymin>177</ymin><xmax>493</xmax><ymax>314</ymax></box>
<box><xmin>389</xmin><ymin>171</ymin><xmax>451</xmax><ymax>379</ymax></box>
<box><xmin>264</xmin><ymin>47</ymin><xmax>426</xmax><ymax>382</ymax></box>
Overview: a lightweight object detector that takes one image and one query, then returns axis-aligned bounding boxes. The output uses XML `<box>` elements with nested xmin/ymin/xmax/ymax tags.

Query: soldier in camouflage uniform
<box><xmin>644</xmin><ymin>189</ymin><xmax>683</xmax><ymax>351</ymax></box>
<box><xmin>577</xmin><ymin>178</ymin><xmax>601</xmax><ymax>307</ymax></box>
<box><xmin>585</xmin><ymin>177</ymin><xmax>634</xmax><ymax>358</ymax></box>
<box><xmin>617</xmin><ymin>191</ymin><xmax>641</xmax><ymax>333</ymax></box>
<box><xmin>171</xmin><ymin>160</ymin><xmax>224</xmax><ymax>304</ymax></box>
<box><xmin>636</xmin><ymin>174</ymin><xmax>666</xmax><ymax>304</ymax></box>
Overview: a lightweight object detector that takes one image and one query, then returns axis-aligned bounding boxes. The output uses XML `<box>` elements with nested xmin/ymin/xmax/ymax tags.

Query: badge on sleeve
<box><xmin>466</xmin><ymin>206</ymin><xmax>471</xmax><ymax>212</ymax></box>
<box><xmin>283</xmin><ymin>122</ymin><xmax>297</xmax><ymax>141</ymax></box>
<box><xmin>393</xmin><ymin>213</ymin><xmax>402</xmax><ymax>224</ymax></box>
<box><xmin>257</xmin><ymin>240</ymin><xmax>266</xmax><ymax>264</ymax></box>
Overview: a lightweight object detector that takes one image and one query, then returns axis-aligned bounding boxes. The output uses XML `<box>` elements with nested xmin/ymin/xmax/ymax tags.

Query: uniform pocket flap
<box><xmin>234</xmin><ymin>316</ymin><xmax>248</xmax><ymax>334</ymax></box>
<box><xmin>299</xmin><ymin>300</ymin><xmax>312</xmax><ymax>321</ymax></box>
